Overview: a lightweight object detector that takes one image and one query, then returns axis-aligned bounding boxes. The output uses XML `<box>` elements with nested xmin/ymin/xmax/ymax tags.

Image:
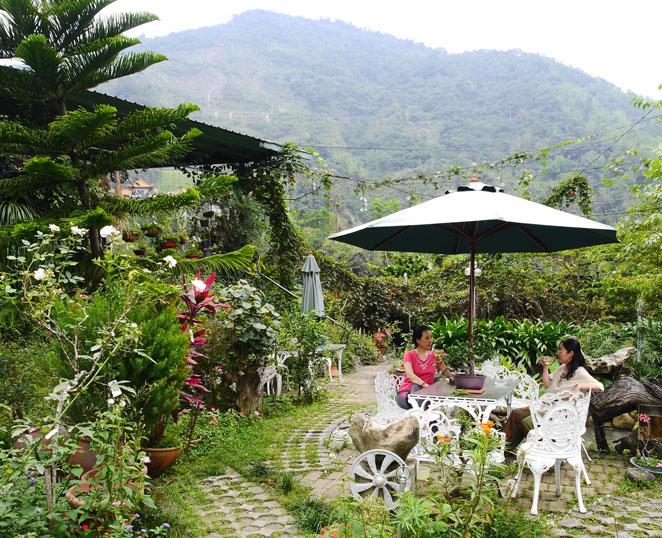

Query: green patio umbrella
<box><xmin>301</xmin><ymin>252</ymin><xmax>325</xmax><ymax>317</ymax></box>
<box><xmin>329</xmin><ymin>179</ymin><xmax>618</xmax><ymax>370</ymax></box>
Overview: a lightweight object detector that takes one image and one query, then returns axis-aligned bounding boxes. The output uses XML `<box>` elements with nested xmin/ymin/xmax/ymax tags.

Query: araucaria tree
<box><xmin>0</xmin><ymin>0</ymin><xmax>221</xmax><ymax>258</ymax></box>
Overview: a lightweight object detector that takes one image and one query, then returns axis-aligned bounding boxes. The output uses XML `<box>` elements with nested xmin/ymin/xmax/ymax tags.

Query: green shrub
<box><xmin>120</xmin><ymin>303</ymin><xmax>190</xmax><ymax>445</ymax></box>
<box><xmin>291</xmin><ymin>497</ymin><xmax>337</xmax><ymax>534</ymax></box>
<box><xmin>577</xmin><ymin>318</ymin><xmax>662</xmax><ymax>379</ymax></box>
<box><xmin>429</xmin><ymin>315</ymin><xmax>571</xmax><ymax>373</ymax></box>
<box><xmin>0</xmin><ymin>336</ymin><xmax>53</xmax><ymax>425</ymax></box>
<box><xmin>207</xmin><ymin>280</ymin><xmax>281</xmax><ymax>412</ymax></box>
<box><xmin>49</xmin><ymin>281</ymin><xmax>189</xmax><ymax>441</ymax></box>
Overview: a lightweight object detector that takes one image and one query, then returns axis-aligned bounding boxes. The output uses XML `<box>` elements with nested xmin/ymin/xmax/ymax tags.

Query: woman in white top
<box><xmin>505</xmin><ymin>336</ymin><xmax>604</xmax><ymax>453</ymax></box>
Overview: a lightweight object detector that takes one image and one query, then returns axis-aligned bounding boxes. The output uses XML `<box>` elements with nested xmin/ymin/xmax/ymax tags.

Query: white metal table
<box><xmin>407</xmin><ymin>378</ymin><xmax>519</xmax><ymax>422</ymax></box>
<box><xmin>273</xmin><ymin>343</ymin><xmax>346</xmax><ymax>394</ymax></box>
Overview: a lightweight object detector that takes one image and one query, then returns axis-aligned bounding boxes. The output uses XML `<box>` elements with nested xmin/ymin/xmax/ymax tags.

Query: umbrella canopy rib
<box><xmin>373</xmin><ymin>226</ymin><xmax>413</xmax><ymax>250</ymax></box>
<box><xmin>514</xmin><ymin>224</ymin><xmax>548</xmax><ymax>252</ymax></box>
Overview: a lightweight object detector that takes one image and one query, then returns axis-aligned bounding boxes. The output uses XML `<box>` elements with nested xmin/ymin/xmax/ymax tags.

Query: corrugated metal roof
<box><xmin>0</xmin><ymin>68</ymin><xmax>309</xmax><ymax>166</ymax></box>
<box><xmin>69</xmin><ymin>90</ymin><xmax>288</xmax><ymax>166</ymax></box>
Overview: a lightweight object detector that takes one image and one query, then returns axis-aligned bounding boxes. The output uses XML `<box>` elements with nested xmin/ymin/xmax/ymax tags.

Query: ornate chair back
<box><xmin>530</xmin><ymin>399</ymin><xmax>583</xmax><ymax>455</ymax></box>
<box><xmin>374</xmin><ymin>371</ymin><xmax>405</xmax><ymax>421</ymax></box>
<box><xmin>511</xmin><ymin>371</ymin><xmax>540</xmax><ymax>408</ymax></box>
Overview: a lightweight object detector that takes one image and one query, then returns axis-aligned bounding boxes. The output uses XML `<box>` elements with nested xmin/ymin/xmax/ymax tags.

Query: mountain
<box><xmin>101</xmin><ymin>10</ymin><xmax>662</xmax><ymax>223</ymax></box>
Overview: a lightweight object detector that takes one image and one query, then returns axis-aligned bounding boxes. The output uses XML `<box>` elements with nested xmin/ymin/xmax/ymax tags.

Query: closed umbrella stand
<box><xmin>329</xmin><ymin>178</ymin><xmax>618</xmax><ymax>377</ymax></box>
<box><xmin>301</xmin><ymin>251</ymin><xmax>325</xmax><ymax>317</ymax></box>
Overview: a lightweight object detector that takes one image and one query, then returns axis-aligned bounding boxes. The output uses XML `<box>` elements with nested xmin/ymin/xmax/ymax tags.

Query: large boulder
<box><xmin>585</xmin><ymin>347</ymin><xmax>636</xmax><ymax>378</ymax></box>
<box><xmin>349</xmin><ymin>414</ymin><xmax>419</xmax><ymax>461</ymax></box>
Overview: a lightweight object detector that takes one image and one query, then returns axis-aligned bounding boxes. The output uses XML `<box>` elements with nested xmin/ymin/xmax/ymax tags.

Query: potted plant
<box><xmin>161</xmin><ymin>234</ymin><xmax>178</xmax><ymax>249</ymax></box>
<box><xmin>122</xmin><ymin>227</ymin><xmax>141</xmax><ymax>242</ymax></box>
<box><xmin>133</xmin><ymin>240</ymin><xmax>148</xmax><ymax>256</ymax></box>
<box><xmin>185</xmin><ymin>247</ymin><xmax>203</xmax><ymax>259</ymax></box>
<box><xmin>202</xmin><ymin>247</ymin><xmax>213</xmax><ymax>257</ymax></box>
<box><xmin>144</xmin><ymin>224</ymin><xmax>162</xmax><ymax>237</ymax></box>
<box><xmin>177</xmin><ymin>232</ymin><xmax>188</xmax><ymax>245</ymax></box>
<box><xmin>142</xmin><ymin>429</ymin><xmax>182</xmax><ymax>478</ymax></box>
<box><xmin>431</xmin><ymin>318</ymin><xmax>488</xmax><ymax>389</ymax></box>
<box><xmin>155</xmin><ymin>247</ymin><xmax>178</xmax><ymax>260</ymax></box>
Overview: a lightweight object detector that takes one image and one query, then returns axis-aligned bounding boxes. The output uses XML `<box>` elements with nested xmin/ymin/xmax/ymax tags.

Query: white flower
<box><xmin>33</xmin><ymin>268</ymin><xmax>48</xmax><ymax>280</ymax></box>
<box><xmin>163</xmin><ymin>255</ymin><xmax>177</xmax><ymax>268</ymax></box>
<box><xmin>107</xmin><ymin>398</ymin><xmax>115</xmax><ymax>405</ymax></box>
<box><xmin>191</xmin><ymin>279</ymin><xmax>206</xmax><ymax>293</ymax></box>
<box><xmin>48</xmin><ymin>224</ymin><xmax>60</xmax><ymax>232</ymax></box>
<box><xmin>141</xmin><ymin>456</ymin><xmax>151</xmax><ymax>464</ymax></box>
<box><xmin>70</xmin><ymin>226</ymin><xmax>87</xmax><ymax>236</ymax></box>
<box><xmin>99</xmin><ymin>225</ymin><xmax>120</xmax><ymax>238</ymax></box>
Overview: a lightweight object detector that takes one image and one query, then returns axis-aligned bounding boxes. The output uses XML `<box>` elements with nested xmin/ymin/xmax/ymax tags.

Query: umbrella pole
<box><xmin>468</xmin><ymin>245</ymin><xmax>476</xmax><ymax>374</ymax></box>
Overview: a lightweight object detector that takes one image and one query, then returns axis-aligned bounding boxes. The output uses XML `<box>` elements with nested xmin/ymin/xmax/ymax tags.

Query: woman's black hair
<box><xmin>560</xmin><ymin>336</ymin><xmax>586</xmax><ymax>380</ymax></box>
<box><xmin>412</xmin><ymin>324</ymin><xmax>431</xmax><ymax>346</ymax></box>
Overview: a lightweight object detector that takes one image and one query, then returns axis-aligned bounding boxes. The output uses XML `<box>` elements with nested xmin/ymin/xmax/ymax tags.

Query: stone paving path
<box><xmin>197</xmin><ymin>470</ymin><xmax>304</xmax><ymax>538</ymax></box>
<box><xmin>195</xmin><ymin>362</ymin><xmax>662</xmax><ymax>537</ymax></box>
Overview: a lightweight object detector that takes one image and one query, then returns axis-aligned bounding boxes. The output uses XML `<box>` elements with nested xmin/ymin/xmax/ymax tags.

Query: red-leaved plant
<box><xmin>177</xmin><ymin>270</ymin><xmax>230</xmax><ymax>457</ymax></box>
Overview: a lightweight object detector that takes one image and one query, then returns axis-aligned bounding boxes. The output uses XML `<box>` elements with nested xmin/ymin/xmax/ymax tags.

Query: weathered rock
<box><xmin>625</xmin><ymin>467</ymin><xmax>656</xmax><ymax>482</ymax></box>
<box><xmin>585</xmin><ymin>347</ymin><xmax>636</xmax><ymax>377</ymax></box>
<box><xmin>612</xmin><ymin>412</ymin><xmax>636</xmax><ymax>430</ymax></box>
<box><xmin>349</xmin><ymin>414</ymin><xmax>419</xmax><ymax>461</ymax></box>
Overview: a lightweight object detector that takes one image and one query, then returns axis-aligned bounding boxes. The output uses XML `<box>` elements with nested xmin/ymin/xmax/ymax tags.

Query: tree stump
<box><xmin>589</xmin><ymin>377</ymin><xmax>662</xmax><ymax>451</ymax></box>
<box><xmin>585</xmin><ymin>347</ymin><xmax>636</xmax><ymax>379</ymax></box>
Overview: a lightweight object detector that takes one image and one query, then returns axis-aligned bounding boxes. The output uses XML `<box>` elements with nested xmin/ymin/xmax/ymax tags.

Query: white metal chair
<box><xmin>478</xmin><ymin>364</ymin><xmax>540</xmax><ymax>413</ymax></box>
<box><xmin>510</xmin><ymin>371</ymin><xmax>540</xmax><ymax>409</ymax></box>
<box><xmin>374</xmin><ymin>371</ymin><xmax>408</xmax><ymax>423</ymax></box>
<box><xmin>525</xmin><ymin>389</ymin><xmax>592</xmax><ymax>485</ymax></box>
<box><xmin>512</xmin><ymin>398</ymin><xmax>587</xmax><ymax>515</ymax></box>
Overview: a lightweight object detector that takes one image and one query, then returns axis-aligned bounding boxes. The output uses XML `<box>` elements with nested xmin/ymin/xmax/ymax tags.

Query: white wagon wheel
<box><xmin>348</xmin><ymin>449</ymin><xmax>411</xmax><ymax>509</ymax></box>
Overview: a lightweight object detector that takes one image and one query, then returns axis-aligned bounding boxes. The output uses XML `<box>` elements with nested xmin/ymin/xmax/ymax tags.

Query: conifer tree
<box><xmin>0</xmin><ymin>0</ymin><xmax>245</xmax><ymax>266</ymax></box>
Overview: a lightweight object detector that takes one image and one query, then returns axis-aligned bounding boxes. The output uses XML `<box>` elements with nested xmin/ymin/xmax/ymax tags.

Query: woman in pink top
<box><xmin>396</xmin><ymin>324</ymin><xmax>453</xmax><ymax>409</ymax></box>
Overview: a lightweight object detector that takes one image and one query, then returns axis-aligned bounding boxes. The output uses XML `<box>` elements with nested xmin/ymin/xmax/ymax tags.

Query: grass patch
<box><xmin>150</xmin><ymin>395</ymin><xmax>363</xmax><ymax>536</ymax></box>
<box><xmin>290</xmin><ymin>497</ymin><xmax>338</xmax><ymax>534</ymax></box>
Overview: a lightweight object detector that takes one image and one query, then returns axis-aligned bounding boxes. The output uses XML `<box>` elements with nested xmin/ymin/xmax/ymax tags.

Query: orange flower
<box><xmin>436</xmin><ymin>435</ymin><xmax>451</xmax><ymax>443</ymax></box>
<box><xmin>482</xmin><ymin>426</ymin><xmax>492</xmax><ymax>435</ymax></box>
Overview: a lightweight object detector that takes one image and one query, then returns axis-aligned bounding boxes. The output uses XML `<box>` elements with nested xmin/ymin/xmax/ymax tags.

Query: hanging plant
<box><xmin>145</xmin><ymin>225</ymin><xmax>162</xmax><ymax>237</ymax></box>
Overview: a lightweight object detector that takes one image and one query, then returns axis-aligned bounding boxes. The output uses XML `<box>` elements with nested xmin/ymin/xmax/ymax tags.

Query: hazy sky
<box><xmin>107</xmin><ymin>0</ymin><xmax>661</xmax><ymax>99</ymax></box>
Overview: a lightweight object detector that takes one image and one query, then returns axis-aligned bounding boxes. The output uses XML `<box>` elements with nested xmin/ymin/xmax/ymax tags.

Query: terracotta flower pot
<box><xmin>143</xmin><ymin>446</ymin><xmax>181</xmax><ymax>477</ymax></box>
<box><xmin>122</xmin><ymin>232</ymin><xmax>140</xmax><ymax>242</ymax></box>
<box><xmin>161</xmin><ymin>240</ymin><xmax>177</xmax><ymax>248</ymax></box>
<box><xmin>185</xmin><ymin>254</ymin><xmax>202</xmax><ymax>259</ymax></box>
<box><xmin>133</xmin><ymin>249</ymin><xmax>146</xmax><ymax>256</ymax></box>
<box><xmin>68</xmin><ymin>437</ymin><xmax>98</xmax><ymax>474</ymax></box>
<box><xmin>12</xmin><ymin>424</ymin><xmax>69</xmax><ymax>452</ymax></box>
<box><xmin>65</xmin><ymin>467</ymin><xmax>141</xmax><ymax>532</ymax></box>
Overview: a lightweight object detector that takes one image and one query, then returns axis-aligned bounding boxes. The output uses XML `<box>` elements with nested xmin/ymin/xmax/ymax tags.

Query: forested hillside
<box><xmin>102</xmin><ymin>10</ymin><xmax>662</xmax><ymax>225</ymax></box>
